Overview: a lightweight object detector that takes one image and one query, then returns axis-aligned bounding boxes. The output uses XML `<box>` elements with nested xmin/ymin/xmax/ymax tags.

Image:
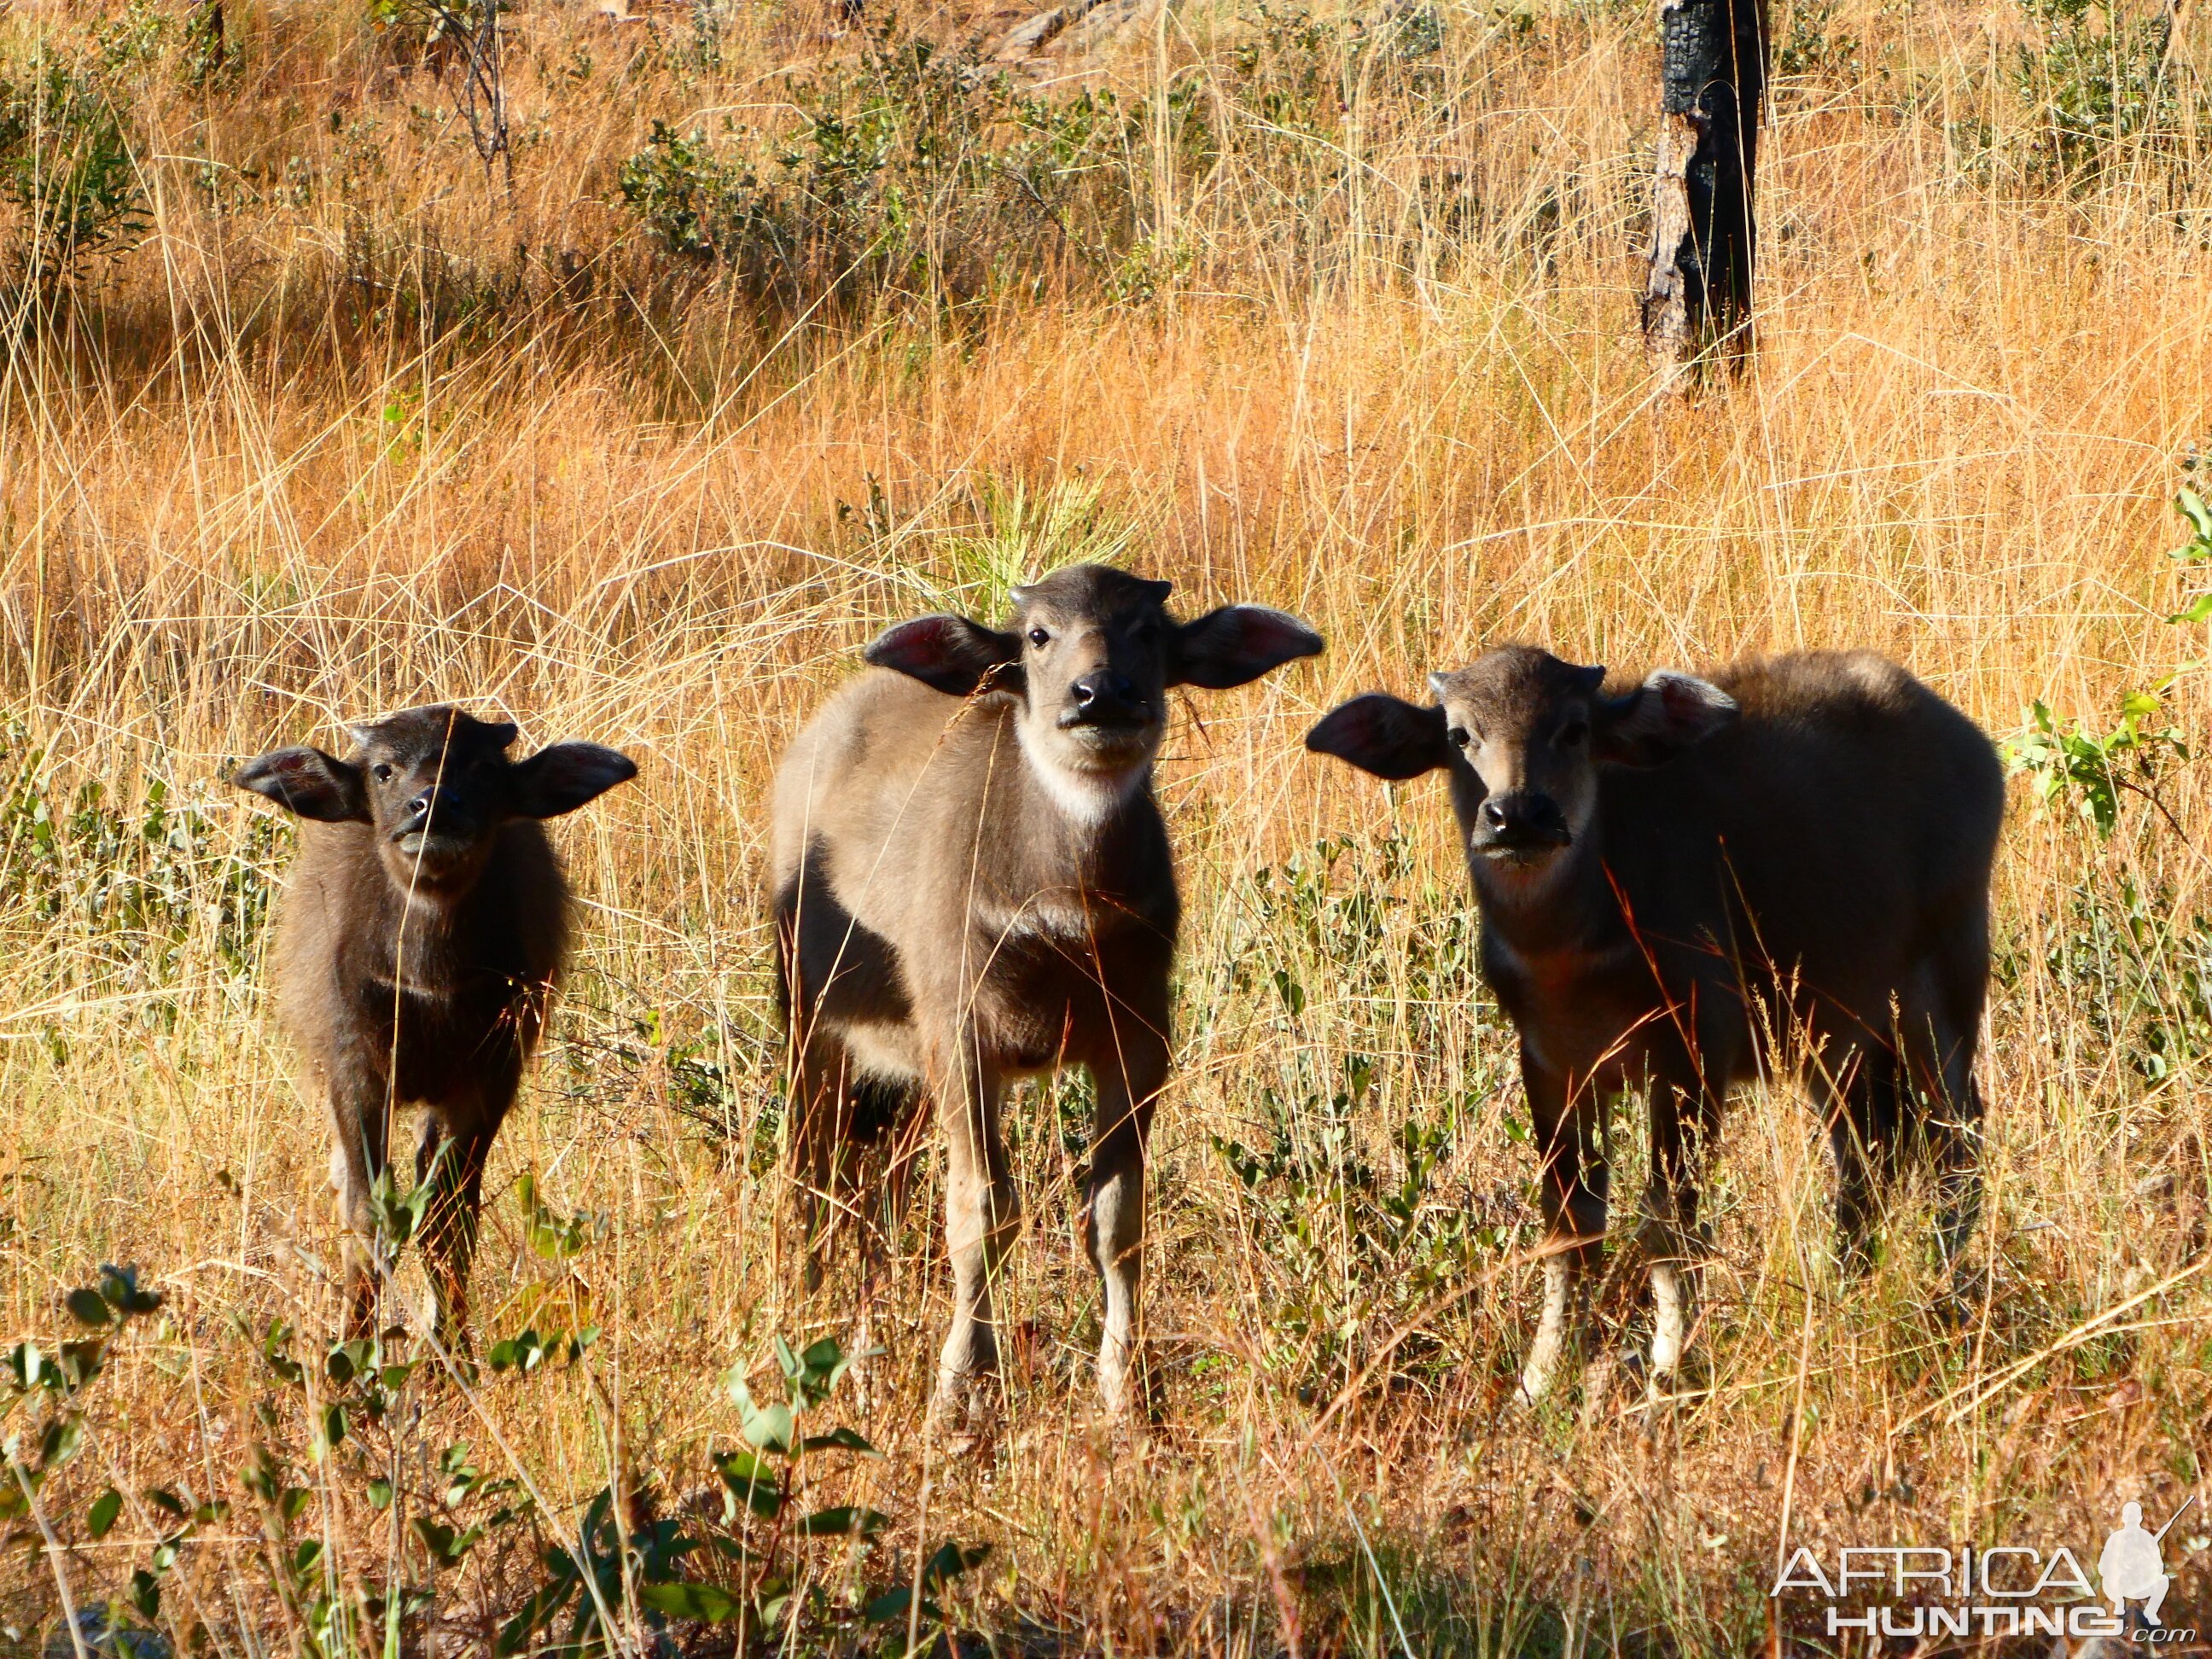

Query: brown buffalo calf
<box><xmin>772</xmin><ymin>564</ymin><xmax>1322</xmax><ymax>1423</ymax></box>
<box><xmin>235</xmin><ymin>706</ymin><xmax>636</xmax><ymax>1342</ymax></box>
<box><xmin>1307</xmin><ymin>649</ymin><xmax>2002</xmax><ymax>1404</ymax></box>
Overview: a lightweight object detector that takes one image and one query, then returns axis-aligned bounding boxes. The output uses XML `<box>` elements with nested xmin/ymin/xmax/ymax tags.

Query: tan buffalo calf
<box><xmin>771</xmin><ymin>564</ymin><xmax>1322</xmax><ymax>1423</ymax></box>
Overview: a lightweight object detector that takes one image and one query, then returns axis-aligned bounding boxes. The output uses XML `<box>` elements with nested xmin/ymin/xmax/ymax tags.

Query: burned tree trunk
<box><xmin>1642</xmin><ymin>0</ymin><xmax>1768</xmax><ymax>381</ymax></box>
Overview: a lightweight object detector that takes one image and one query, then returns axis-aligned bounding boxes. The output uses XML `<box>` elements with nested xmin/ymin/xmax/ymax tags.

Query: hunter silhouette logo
<box><xmin>2102</xmin><ymin>1497</ymin><xmax>2193</xmax><ymax>1627</ymax></box>
<box><xmin>1772</xmin><ymin>1493</ymin><xmax>2202</xmax><ymax>1641</ymax></box>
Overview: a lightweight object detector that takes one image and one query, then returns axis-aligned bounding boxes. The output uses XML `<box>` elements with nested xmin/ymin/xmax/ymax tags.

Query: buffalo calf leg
<box><xmin>1521</xmin><ymin>1253</ymin><xmax>1587</xmax><ymax>1404</ymax></box>
<box><xmin>1917</xmin><ymin>999</ymin><xmax>1987</xmax><ymax>1279</ymax></box>
<box><xmin>1650</xmin><ymin>1262</ymin><xmax>1690</xmax><ymax>1380</ymax></box>
<box><xmin>1643</xmin><ymin>1080</ymin><xmax>1719</xmax><ymax>1400</ymax></box>
<box><xmin>789</xmin><ymin>1033</ymin><xmax>854</xmax><ymax>1295</ymax></box>
<box><xmin>1520</xmin><ymin>1062</ymin><xmax>1605</xmax><ymax>1406</ymax></box>
<box><xmin>1931</xmin><ymin>1079</ymin><xmax>1985</xmax><ymax>1274</ymax></box>
<box><xmin>1825</xmin><ymin>1049</ymin><xmax>1903</xmax><ymax>1274</ymax></box>
<box><xmin>1086</xmin><ymin>1037</ymin><xmax>1165</xmax><ymax>1420</ymax></box>
<box><xmin>418</xmin><ymin>1122</ymin><xmax>495</xmax><ymax>1347</ymax></box>
<box><xmin>329</xmin><ymin>1081</ymin><xmax>392</xmax><ymax>1340</ymax></box>
<box><xmin>851</xmin><ymin>1105</ymin><xmax>927</xmax><ymax>1406</ymax></box>
<box><xmin>933</xmin><ymin>1056</ymin><xmax>1016</xmax><ymax>1425</ymax></box>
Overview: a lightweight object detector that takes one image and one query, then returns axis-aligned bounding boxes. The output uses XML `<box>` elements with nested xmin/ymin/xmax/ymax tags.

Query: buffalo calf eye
<box><xmin>1559</xmin><ymin>720</ymin><xmax>1588</xmax><ymax>747</ymax></box>
<box><xmin>1027</xmin><ymin>626</ymin><xmax>1051</xmax><ymax>647</ymax></box>
<box><xmin>372</xmin><ymin>763</ymin><xmax>395</xmax><ymax>783</ymax></box>
<box><xmin>1447</xmin><ymin>726</ymin><xmax>1471</xmax><ymax>750</ymax></box>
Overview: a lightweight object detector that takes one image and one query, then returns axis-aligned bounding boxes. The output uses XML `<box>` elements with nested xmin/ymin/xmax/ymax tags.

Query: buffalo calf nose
<box><xmin>1074</xmin><ymin>671</ymin><xmax>1138</xmax><ymax>711</ymax></box>
<box><xmin>1484</xmin><ymin>793</ymin><xmax>1567</xmax><ymax>841</ymax></box>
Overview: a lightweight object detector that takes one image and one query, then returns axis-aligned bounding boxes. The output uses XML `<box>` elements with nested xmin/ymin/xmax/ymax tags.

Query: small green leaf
<box><xmin>366</xmin><ymin>1478</ymin><xmax>394</xmax><ymax>1511</ymax></box>
<box><xmin>98</xmin><ymin>1265</ymin><xmax>162</xmax><ymax>1317</ymax></box>
<box><xmin>785</xmin><ymin>1336</ymin><xmax>853</xmax><ymax>1406</ymax></box>
<box><xmin>712</xmin><ymin>1449</ymin><xmax>783</xmax><ymax>1519</ymax></box>
<box><xmin>88</xmin><ymin>1487</ymin><xmax>122</xmax><ymax>1539</ymax></box>
<box><xmin>2170</xmin><ymin>591</ymin><xmax>2212</xmax><ymax>624</ymax></box>
<box><xmin>725</xmin><ymin>1372</ymin><xmax>795</xmax><ymax>1453</ymax></box>
<box><xmin>797</xmin><ymin>1505</ymin><xmax>888</xmax><ymax>1537</ymax></box>
<box><xmin>753</xmin><ymin>1576</ymin><xmax>793</xmax><ymax>1624</ymax></box>
<box><xmin>4</xmin><ymin>1342</ymin><xmax>45</xmax><ymax>1391</ymax></box>
<box><xmin>798</xmin><ymin>1425</ymin><xmax>881</xmax><ymax>1457</ymax></box>
<box><xmin>922</xmin><ymin>1540</ymin><xmax>992</xmax><ymax>1586</ymax></box>
<box><xmin>39</xmin><ymin>1418</ymin><xmax>83</xmax><ymax>1470</ymax></box>
<box><xmin>2176</xmin><ymin>486</ymin><xmax>2212</xmax><ymax>554</ymax></box>
<box><xmin>742</xmin><ymin>1400</ymin><xmax>795</xmax><ymax>1452</ymax></box>
<box><xmin>241</xmin><ymin>1448</ymin><xmax>282</xmax><ymax>1505</ymax></box>
<box><xmin>862</xmin><ymin>1586</ymin><xmax>920</xmax><ymax>1623</ymax></box>
<box><xmin>261</xmin><ymin>1321</ymin><xmax>305</xmax><ymax>1388</ymax></box>
<box><xmin>637</xmin><ymin>1581</ymin><xmax>742</xmax><ymax>1622</ymax></box>
<box><xmin>412</xmin><ymin>1516</ymin><xmax>483</xmax><ymax>1569</ymax></box>
<box><xmin>56</xmin><ymin>1339</ymin><xmax>106</xmax><ymax>1389</ymax></box>
<box><xmin>65</xmin><ymin>1289</ymin><xmax>111</xmax><ymax>1328</ymax></box>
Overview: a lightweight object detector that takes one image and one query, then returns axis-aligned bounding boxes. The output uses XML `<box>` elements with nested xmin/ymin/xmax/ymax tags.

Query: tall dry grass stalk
<box><xmin>1</xmin><ymin>0</ymin><xmax>2209</xmax><ymax>1648</ymax></box>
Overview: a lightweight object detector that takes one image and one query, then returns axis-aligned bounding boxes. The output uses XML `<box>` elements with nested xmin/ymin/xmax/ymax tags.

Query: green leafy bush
<box><xmin>2006</xmin><ymin>490</ymin><xmax>2206</xmax><ymax>836</ymax></box>
<box><xmin>2014</xmin><ymin>875</ymin><xmax>2212</xmax><ymax>1084</ymax></box>
<box><xmin>2000</xmin><ymin>487</ymin><xmax>2212</xmax><ymax>1085</ymax></box>
<box><xmin>0</xmin><ymin>738</ymin><xmax>282</xmax><ymax>985</ymax></box>
<box><xmin>0</xmin><ymin>50</ymin><xmax>148</xmax><ymax>289</ymax></box>
<box><xmin>619</xmin><ymin>27</ymin><xmax>1132</xmax><ymax>313</ymax></box>
<box><xmin>618</xmin><ymin>6</ymin><xmax>1457</xmax><ymax>316</ymax></box>
<box><xmin>2010</xmin><ymin>688</ymin><xmax>2187</xmax><ymax>839</ymax></box>
<box><xmin>2170</xmin><ymin>483</ymin><xmax>2212</xmax><ymax>622</ymax></box>
<box><xmin>2010</xmin><ymin>0</ymin><xmax>2186</xmax><ymax>179</ymax></box>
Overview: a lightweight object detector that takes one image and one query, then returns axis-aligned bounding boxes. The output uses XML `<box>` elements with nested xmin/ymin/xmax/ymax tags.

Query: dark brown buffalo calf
<box><xmin>1306</xmin><ymin>649</ymin><xmax>2002</xmax><ymax>1404</ymax></box>
<box><xmin>235</xmin><ymin>706</ymin><xmax>636</xmax><ymax>1341</ymax></box>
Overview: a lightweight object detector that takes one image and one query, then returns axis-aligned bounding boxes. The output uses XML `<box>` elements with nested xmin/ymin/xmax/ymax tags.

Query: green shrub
<box><xmin>0</xmin><ymin>49</ymin><xmax>148</xmax><ymax>291</ymax></box>
<box><xmin>2010</xmin><ymin>0</ymin><xmax>2185</xmax><ymax>179</ymax></box>
<box><xmin>0</xmin><ymin>736</ymin><xmax>281</xmax><ymax>987</ymax></box>
<box><xmin>617</xmin><ymin>7</ymin><xmax>1458</xmax><ymax>316</ymax></box>
<box><xmin>619</xmin><ymin>26</ymin><xmax>1133</xmax><ymax>314</ymax></box>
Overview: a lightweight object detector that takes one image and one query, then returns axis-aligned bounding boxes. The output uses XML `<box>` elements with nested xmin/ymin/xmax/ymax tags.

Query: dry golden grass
<box><xmin>2</xmin><ymin>0</ymin><xmax>2209</xmax><ymax>1650</ymax></box>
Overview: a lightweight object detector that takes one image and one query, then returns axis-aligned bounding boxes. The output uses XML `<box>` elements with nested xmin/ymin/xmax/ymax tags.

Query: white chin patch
<box><xmin>1017</xmin><ymin>722</ymin><xmax>1150</xmax><ymax>825</ymax></box>
<box><xmin>1474</xmin><ymin>837</ymin><xmax>1573</xmax><ymax>894</ymax></box>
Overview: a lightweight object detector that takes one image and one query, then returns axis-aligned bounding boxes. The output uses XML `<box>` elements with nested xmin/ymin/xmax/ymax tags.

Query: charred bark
<box><xmin>1642</xmin><ymin>0</ymin><xmax>1768</xmax><ymax>381</ymax></box>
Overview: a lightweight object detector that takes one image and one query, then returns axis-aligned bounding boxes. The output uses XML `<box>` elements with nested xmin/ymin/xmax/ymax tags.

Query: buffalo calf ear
<box><xmin>864</xmin><ymin>614</ymin><xmax>1022</xmax><ymax>698</ymax></box>
<box><xmin>1594</xmin><ymin>672</ymin><xmax>1738</xmax><ymax>767</ymax></box>
<box><xmin>1172</xmin><ymin>605</ymin><xmax>1324</xmax><ymax>690</ymax></box>
<box><xmin>1304</xmin><ymin>694</ymin><xmax>1452</xmax><ymax>781</ymax></box>
<box><xmin>510</xmin><ymin>742</ymin><xmax>638</xmax><ymax>818</ymax></box>
<box><xmin>232</xmin><ymin>747</ymin><xmax>370</xmax><ymax>824</ymax></box>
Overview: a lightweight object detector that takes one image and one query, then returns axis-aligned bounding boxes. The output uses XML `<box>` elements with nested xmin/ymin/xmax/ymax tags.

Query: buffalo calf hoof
<box><xmin>928</xmin><ymin>1371</ymin><xmax>998</xmax><ymax>1452</ymax></box>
